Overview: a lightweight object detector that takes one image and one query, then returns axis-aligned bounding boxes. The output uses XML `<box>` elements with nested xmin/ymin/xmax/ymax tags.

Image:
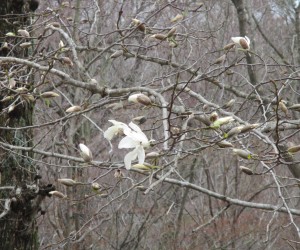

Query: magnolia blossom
<box><xmin>231</xmin><ymin>36</ymin><xmax>250</xmax><ymax>50</ymax></box>
<box><xmin>103</xmin><ymin>120</ymin><xmax>130</xmax><ymax>140</ymax></box>
<box><xmin>104</xmin><ymin>120</ymin><xmax>152</xmax><ymax>169</ymax></box>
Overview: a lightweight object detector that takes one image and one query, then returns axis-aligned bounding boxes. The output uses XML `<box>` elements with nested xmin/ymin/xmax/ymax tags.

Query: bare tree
<box><xmin>2</xmin><ymin>0</ymin><xmax>300</xmax><ymax>249</ymax></box>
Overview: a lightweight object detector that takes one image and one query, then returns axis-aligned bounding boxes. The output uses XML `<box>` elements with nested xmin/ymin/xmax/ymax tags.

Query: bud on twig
<box><xmin>288</xmin><ymin>145</ymin><xmax>300</xmax><ymax>154</ymax></box>
<box><xmin>239</xmin><ymin>124</ymin><xmax>259</xmax><ymax>133</ymax></box>
<box><xmin>171</xmin><ymin>14</ymin><xmax>183</xmax><ymax>22</ymax></box>
<box><xmin>232</xmin><ymin>148</ymin><xmax>252</xmax><ymax>159</ymax></box>
<box><xmin>223</xmin><ymin>43</ymin><xmax>235</xmax><ymax>50</ymax></box>
<box><xmin>49</xmin><ymin>191</ymin><xmax>66</xmax><ymax>198</ymax></box>
<box><xmin>132</xmin><ymin>19</ymin><xmax>146</xmax><ymax>32</ymax></box>
<box><xmin>217</xmin><ymin>141</ymin><xmax>233</xmax><ymax>148</ymax></box>
<box><xmin>223</xmin><ymin>99</ymin><xmax>235</xmax><ymax>109</ymax></box>
<box><xmin>239</xmin><ymin>166</ymin><xmax>254</xmax><ymax>175</ymax></box>
<box><xmin>209</xmin><ymin>112</ymin><xmax>219</xmax><ymax>122</ymax></box>
<box><xmin>213</xmin><ymin>54</ymin><xmax>226</xmax><ymax>65</ymax></box>
<box><xmin>40</xmin><ymin>91</ymin><xmax>60</xmax><ymax>98</ymax></box>
<box><xmin>128</xmin><ymin>93</ymin><xmax>152</xmax><ymax>106</ymax></box>
<box><xmin>18</xmin><ymin>29</ymin><xmax>30</xmax><ymax>38</ymax></box>
<box><xmin>66</xmin><ymin>106</ymin><xmax>82</xmax><ymax>113</ymax></box>
<box><xmin>224</xmin><ymin>126</ymin><xmax>242</xmax><ymax>139</ymax></box>
<box><xmin>79</xmin><ymin>143</ymin><xmax>93</xmax><ymax>162</ymax></box>
<box><xmin>150</xmin><ymin>34</ymin><xmax>167</xmax><ymax>40</ymax></box>
<box><xmin>167</xmin><ymin>27</ymin><xmax>176</xmax><ymax>38</ymax></box>
<box><xmin>132</xmin><ymin>116</ymin><xmax>147</xmax><ymax>124</ymax></box>
<box><xmin>58</xmin><ymin>178</ymin><xmax>78</xmax><ymax>187</ymax></box>
<box><xmin>20</xmin><ymin>42</ymin><xmax>32</xmax><ymax>48</ymax></box>
<box><xmin>110</xmin><ymin>50</ymin><xmax>123</xmax><ymax>59</ymax></box>
<box><xmin>289</xmin><ymin>104</ymin><xmax>300</xmax><ymax>111</ymax></box>
<box><xmin>60</xmin><ymin>57</ymin><xmax>74</xmax><ymax>66</ymax></box>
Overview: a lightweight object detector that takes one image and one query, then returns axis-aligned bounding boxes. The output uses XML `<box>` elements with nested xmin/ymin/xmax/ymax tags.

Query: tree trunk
<box><xmin>0</xmin><ymin>1</ymin><xmax>48</xmax><ymax>249</ymax></box>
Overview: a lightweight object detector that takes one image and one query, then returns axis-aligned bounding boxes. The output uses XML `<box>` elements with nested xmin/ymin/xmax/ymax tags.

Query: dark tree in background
<box><xmin>0</xmin><ymin>1</ymin><xmax>49</xmax><ymax>250</ymax></box>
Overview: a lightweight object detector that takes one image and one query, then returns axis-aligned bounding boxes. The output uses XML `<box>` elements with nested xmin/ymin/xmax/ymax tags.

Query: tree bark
<box><xmin>0</xmin><ymin>1</ymin><xmax>48</xmax><ymax>249</ymax></box>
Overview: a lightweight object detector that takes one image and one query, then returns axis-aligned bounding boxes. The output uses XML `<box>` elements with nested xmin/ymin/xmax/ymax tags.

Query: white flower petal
<box><xmin>245</xmin><ymin>36</ymin><xmax>250</xmax><ymax>45</ymax></box>
<box><xmin>129</xmin><ymin>122</ymin><xmax>142</xmax><ymax>133</ymax></box>
<box><xmin>130</xmin><ymin>131</ymin><xmax>148</xmax><ymax>143</ymax></box>
<box><xmin>124</xmin><ymin>148</ymin><xmax>139</xmax><ymax>169</ymax></box>
<box><xmin>104</xmin><ymin>126</ymin><xmax>119</xmax><ymax>140</ymax></box>
<box><xmin>231</xmin><ymin>37</ymin><xmax>242</xmax><ymax>44</ymax></box>
<box><xmin>137</xmin><ymin>146</ymin><xmax>145</xmax><ymax>164</ymax></box>
<box><xmin>104</xmin><ymin>120</ymin><xmax>131</xmax><ymax>140</ymax></box>
<box><xmin>128</xmin><ymin>94</ymin><xmax>139</xmax><ymax>103</ymax></box>
<box><xmin>108</xmin><ymin>120</ymin><xmax>126</xmax><ymax>126</ymax></box>
<box><xmin>118</xmin><ymin>136</ymin><xmax>138</xmax><ymax>149</ymax></box>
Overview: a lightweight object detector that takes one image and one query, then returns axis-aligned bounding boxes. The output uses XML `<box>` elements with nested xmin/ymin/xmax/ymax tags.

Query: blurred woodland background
<box><xmin>1</xmin><ymin>0</ymin><xmax>300</xmax><ymax>249</ymax></box>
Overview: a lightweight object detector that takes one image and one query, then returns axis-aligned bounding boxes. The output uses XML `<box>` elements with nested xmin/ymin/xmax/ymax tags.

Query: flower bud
<box><xmin>288</xmin><ymin>145</ymin><xmax>300</xmax><ymax>154</ymax></box>
<box><xmin>79</xmin><ymin>143</ymin><xmax>93</xmax><ymax>162</ymax></box>
<box><xmin>50</xmin><ymin>22</ymin><xmax>61</xmax><ymax>28</ymax></box>
<box><xmin>217</xmin><ymin>141</ymin><xmax>233</xmax><ymax>148</ymax></box>
<box><xmin>211</xmin><ymin>116</ymin><xmax>234</xmax><ymax>128</ymax></box>
<box><xmin>40</xmin><ymin>91</ymin><xmax>60</xmax><ymax>98</ymax></box>
<box><xmin>239</xmin><ymin>166</ymin><xmax>254</xmax><ymax>175</ymax></box>
<box><xmin>132</xmin><ymin>19</ymin><xmax>145</xmax><ymax>32</ymax></box>
<box><xmin>6</xmin><ymin>32</ymin><xmax>16</xmax><ymax>37</ymax></box>
<box><xmin>224</xmin><ymin>126</ymin><xmax>242</xmax><ymax>139</ymax></box>
<box><xmin>209</xmin><ymin>112</ymin><xmax>219</xmax><ymax>122</ymax></box>
<box><xmin>132</xmin><ymin>116</ymin><xmax>147</xmax><ymax>124</ymax></box>
<box><xmin>240</xmin><ymin>124</ymin><xmax>259</xmax><ymax>133</ymax></box>
<box><xmin>1</xmin><ymin>96</ymin><xmax>13</xmax><ymax>102</ymax></box>
<box><xmin>223</xmin><ymin>43</ymin><xmax>235</xmax><ymax>50</ymax></box>
<box><xmin>171</xmin><ymin>14</ymin><xmax>183</xmax><ymax>22</ymax></box>
<box><xmin>289</xmin><ymin>104</ymin><xmax>300</xmax><ymax>111</ymax></box>
<box><xmin>146</xmin><ymin>151</ymin><xmax>160</xmax><ymax>159</ymax></box>
<box><xmin>91</xmin><ymin>182</ymin><xmax>101</xmax><ymax>191</ymax></box>
<box><xmin>136</xmin><ymin>185</ymin><xmax>147</xmax><ymax>191</ymax></box>
<box><xmin>20</xmin><ymin>42</ymin><xmax>32</xmax><ymax>48</ymax></box>
<box><xmin>213</xmin><ymin>54</ymin><xmax>226</xmax><ymax>65</ymax></box>
<box><xmin>66</xmin><ymin>106</ymin><xmax>82</xmax><ymax>113</ymax></box>
<box><xmin>49</xmin><ymin>191</ymin><xmax>66</xmax><ymax>198</ymax></box>
<box><xmin>232</xmin><ymin>148</ymin><xmax>251</xmax><ymax>159</ymax></box>
<box><xmin>167</xmin><ymin>27</ymin><xmax>177</xmax><ymax>38</ymax></box>
<box><xmin>18</xmin><ymin>29</ymin><xmax>30</xmax><ymax>38</ymax></box>
<box><xmin>128</xmin><ymin>93</ymin><xmax>151</xmax><ymax>106</ymax></box>
<box><xmin>15</xmin><ymin>87</ymin><xmax>28</xmax><ymax>93</ymax></box>
<box><xmin>60</xmin><ymin>57</ymin><xmax>73</xmax><ymax>66</ymax></box>
<box><xmin>110</xmin><ymin>50</ymin><xmax>123</xmax><ymax>59</ymax></box>
<box><xmin>223</xmin><ymin>99</ymin><xmax>235</xmax><ymax>109</ymax></box>
<box><xmin>59</xmin><ymin>40</ymin><xmax>64</xmax><ymax>49</ymax></box>
<box><xmin>279</xmin><ymin>100</ymin><xmax>288</xmax><ymax>116</ymax></box>
<box><xmin>8</xmin><ymin>78</ymin><xmax>17</xmax><ymax>89</ymax></box>
<box><xmin>58</xmin><ymin>178</ymin><xmax>77</xmax><ymax>187</ymax></box>
<box><xmin>150</xmin><ymin>34</ymin><xmax>167</xmax><ymax>40</ymax></box>
<box><xmin>22</xmin><ymin>94</ymin><xmax>35</xmax><ymax>102</ymax></box>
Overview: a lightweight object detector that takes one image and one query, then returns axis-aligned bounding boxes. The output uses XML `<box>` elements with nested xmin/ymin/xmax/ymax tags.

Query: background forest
<box><xmin>1</xmin><ymin>0</ymin><xmax>300</xmax><ymax>249</ymax></box>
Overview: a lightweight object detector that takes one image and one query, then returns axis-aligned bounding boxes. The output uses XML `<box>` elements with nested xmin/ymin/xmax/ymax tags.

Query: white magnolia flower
<box><xmin>104</xmin><ymin>120</ymin><xmax>130</xmax><ymax>140</ymax></box>
<box><xmin>118</xmin><ymin>122</ymin><xmax>152</xmax><ymax>170</ymax></box>
<box><xmin>105</xmin><ymin>120</ymin><xmax>152</xmax><ymax>170</ymax></box>
<box><xmin>231</xmin><ymin>36</ymin><xmax>250</xmax><ymax>50</ymax></box>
